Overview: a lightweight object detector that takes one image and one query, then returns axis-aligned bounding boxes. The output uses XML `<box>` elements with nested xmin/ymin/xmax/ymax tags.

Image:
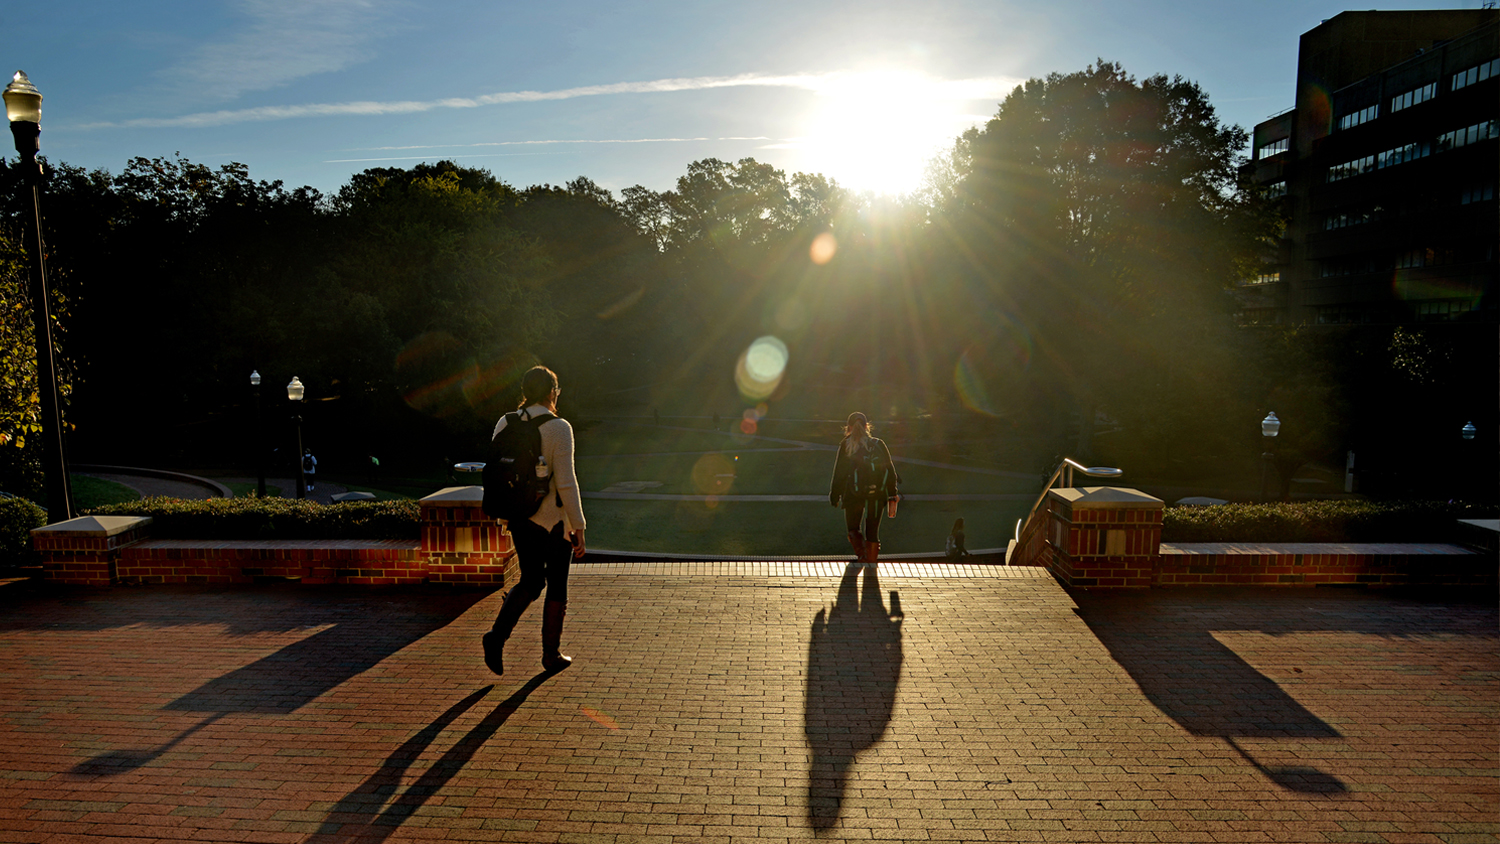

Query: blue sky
<box><xmin>4</xmin><ymin>0</ymin><xmax>1491</xmax><ymax>197</ymax></box>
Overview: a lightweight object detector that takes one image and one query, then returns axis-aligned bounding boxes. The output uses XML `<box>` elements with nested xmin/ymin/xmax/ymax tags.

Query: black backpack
<box><xmin>846</xmin><ymin>440</ymin><xmax>885</xmax><ymax>502</ymax></box>
<box><xmin>481</xmin><ymin>411</ymin><xmax>555</xmax><ymax>520</ymax></box>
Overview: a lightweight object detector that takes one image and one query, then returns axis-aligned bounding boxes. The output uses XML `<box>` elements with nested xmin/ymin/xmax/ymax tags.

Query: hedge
<box><xmin>85</xmin><ymin>497</ymin><xmax>421</xmax><ymax>540</ymax></box>
<box><xmin>0</xmin><ymin>496</ymin><xmax>49</xmax><ymax>565</ymax></box>
<box><xmin>1162</xmin><ymin>499</ymin><xmax>1494</xmax><ymax>544</ymax></box>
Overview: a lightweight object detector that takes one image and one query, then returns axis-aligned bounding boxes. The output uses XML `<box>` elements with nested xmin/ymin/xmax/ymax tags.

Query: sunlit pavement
<box><xmin>0</xmin><ymin>566</ymin><xmax>1495</xmax><ymax>843</ymax></box>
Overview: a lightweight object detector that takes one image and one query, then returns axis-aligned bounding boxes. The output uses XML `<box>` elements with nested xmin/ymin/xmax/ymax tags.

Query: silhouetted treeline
<box><xmin>1</xmin><ymin>61</ymin><xmax>1492</xmax><ymax>498</ymax></box>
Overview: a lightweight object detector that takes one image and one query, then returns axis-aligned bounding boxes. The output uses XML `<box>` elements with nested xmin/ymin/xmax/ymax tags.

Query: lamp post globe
<box><xmin>1462</xmin><ymin>422</ymin><xmax>1476</xmax><ymax>440</ymax></box>
<box><xmin>1259</xmin><ymin>412</ymin><xmax>1279</xmax><ymax>502</ymax></box>
<box><xmin>6</xmin><ymin>70</ymin><xmax>72</xmax><ymax>520</ymax></box>
<box><xmin>287</xmin><ymin>377</ymin><xmax>307</xmax><ymax>499</ymax></box>
<box><xmin>250</xmin><ymin>371</ymin><xmax>266</xmax><ymax>497</ymax></box>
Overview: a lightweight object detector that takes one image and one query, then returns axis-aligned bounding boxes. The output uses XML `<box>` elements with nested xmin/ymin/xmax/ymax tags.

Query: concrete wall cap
<box><xmin>31</xmin><ymin>515</ymin><xmax>152</xmax><ymax>537</ymax></box>
<box><xmin>1047</xmin><ymin>486</ymin><xmax>1164</xmax><ymax>508</ymax></box>
<box><xmin>419</xmin><ymin>486</ymin><xmax>484</xmax><ymax>505</ymax></box>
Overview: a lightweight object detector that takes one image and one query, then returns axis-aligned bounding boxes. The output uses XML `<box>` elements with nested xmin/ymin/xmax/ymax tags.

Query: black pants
<box><xmin>843</xmin><ymin>496</ymin><xmax>886</xmax><ymax>542</ymax></box>
<box><xmin>507</xmin><ymin>518</ymin><xmax>573</xmax><ymax>604</ymax></box>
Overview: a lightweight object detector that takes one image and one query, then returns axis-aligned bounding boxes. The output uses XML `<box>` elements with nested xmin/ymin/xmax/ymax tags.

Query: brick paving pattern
<box><xmin>0</xmin><ymin>565</ymin><xmax>1495</xmax><ymax>843</ymax></box>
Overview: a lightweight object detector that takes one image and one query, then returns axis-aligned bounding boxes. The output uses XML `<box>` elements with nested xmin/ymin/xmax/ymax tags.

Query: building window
<box><xmin>1397</xmin><ymin>247</ymin><xmax>1456</xmax><ymax>269</ymax></box>
<box><xmin>1338</xmin><ymin>103</ymin><xmax>1379</xmax><ymax>131</ymax></box>
<box><xmin>1437</xmin><ymin>120</ymin><xmax>1498</xmax><ymax>152</ymax></box>
<box><xmin>1265</xmin><ymin>180</ymin><xmax>1287</xmax><ymax>199</ymax></box>
<box><xmin>1256</xmin><ymin>137</ymin><xmax>1289</xmax><ymax>159</ymax></box>
<box><xmin>1324</xmin><ymin>205</ymin><xmax>1383</xmax><ymax>230</ymax></box>
<box><xmin>1327</xmin><ymin>154</ymin><xmax>1376</xmax><ymax>182</ymax></box>
<box><xmin>1236</xmin><ymin>308</ymin><xmax>1284</xmax><ymax>326</ymax></box>
<box><xmin>1414</xmin><ymin>300</ymin><xmax>1477</xmax><ymax>321</ymax></box>
<box><xmin>1390</xmin><ymin>82</ymin><xmax>1437</xmax><ymax>113</ymax></box>
<box><xmin>1315</xmin><ymin>304</ymin><xmax>1370</xmax><ymax>325</ymax></box>
<box><xmin>1246</xmin><ymin>271</ymin><xmax>1281</xmax><ymax>285</ymax></box>
<box><xmin>1451</xmin><ymin>58</ymin><xmax>1499</xmax><ymax>91</ymax></box>
<box><xmin>1461</xmin><ymin>182</ymin><xmax>1496</xmax><ymax>204</ymax></box>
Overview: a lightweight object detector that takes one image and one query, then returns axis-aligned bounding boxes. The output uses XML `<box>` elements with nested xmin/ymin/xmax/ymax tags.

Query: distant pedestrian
<box><xmin>829</xmin><ymin>412</ymin><xmax>900</xmax><ymax>563</ymax></box>
<box><xmin>301</xmin><ymin>450</ymin><xmax>317</xmax><ymax>492</ymax></box>
<box><xmin>482</xmin><ymin>366</ymin><xmax>587</xmax><ymax>675</ymax></box>
<box><xmin>946</xmin><ymin>518</ymin><xmax>970</xmax><ymax>561</ymax></box>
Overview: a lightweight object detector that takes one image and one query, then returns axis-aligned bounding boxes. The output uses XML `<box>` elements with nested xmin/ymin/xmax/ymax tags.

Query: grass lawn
<box><xmin>584</xmin><ymin>496</ymin><xmax>1026</xmax><ymax>557</ymax></box>
<box><xmin>71</xmin><ymin>474</ymin><xmax>142</xmax><ymax>510</ymax></box>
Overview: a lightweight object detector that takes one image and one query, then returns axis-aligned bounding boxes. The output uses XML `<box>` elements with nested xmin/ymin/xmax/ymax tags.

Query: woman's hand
<box><xmin>569</xmin><ymin>529</ymin><xmax>586</xmax><ymax>558</ymax></box>
<box><xmin>830</xmin><ymin>493</ymin><xmax>841</xmax><ymax>508</ymax></box>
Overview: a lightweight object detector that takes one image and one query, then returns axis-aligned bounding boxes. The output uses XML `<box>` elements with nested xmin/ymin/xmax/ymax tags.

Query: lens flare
<box><xmin>953</xmin><ymin>314</ymin><xmax>1033</xmax><ymax>417</ymax></box>
<box><xmin>394</xmin><ymin>332</ymin><xmax>478</xmax><ymax>420</ymax></box>
<box><xmin>580</xmin><ymin>706</ymin><xmax>619</xmax><ymax>730</ymax></box>
<box><xmin>735</xmin><ymin>336</ymin><xmax>789</xmax><ymax>401</ymax></box>
<box><xmin>691</xmin><ymin>453</ymin><xmax>736</xmax><ymax>495</ymax></box>
<box><xmin>810</xmin><ymin>232</ymin><xmax>837</xmax><ymax>265</ymax></box>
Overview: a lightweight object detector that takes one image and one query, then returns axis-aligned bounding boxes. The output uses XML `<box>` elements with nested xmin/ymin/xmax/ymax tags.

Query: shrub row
<box><xmin>0</xmin><ymin>496</ymin><xmax>49</xmax><ymax>565</ymax></box>
<box><xmin>1162</xmin><ymin>499</ymin><xmax>1493</xmax><ymax>543</ymax></box>
<box><xmin>86</xmin><ymin>497</ymin><xmax>422</xmax><ymax>540</ymax></box>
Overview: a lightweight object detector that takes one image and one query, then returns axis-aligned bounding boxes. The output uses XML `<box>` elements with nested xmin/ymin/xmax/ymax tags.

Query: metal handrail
<box><xmin>1013</xmin><ymin>458</ymin><xmax>1123</xmax><ymax>543</ymax></box>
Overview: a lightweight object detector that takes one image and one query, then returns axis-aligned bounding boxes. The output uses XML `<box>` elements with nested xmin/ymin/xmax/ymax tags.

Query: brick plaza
<box><xmin>0</xmin><ymin>564</ymin><xmax>1495</xmax><ymax>843</ymax></box>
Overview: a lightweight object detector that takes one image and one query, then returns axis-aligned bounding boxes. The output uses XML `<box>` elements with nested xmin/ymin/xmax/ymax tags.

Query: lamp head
<box><xmin>3</xmin><ymin>71</ymin><xmax>41</xmax><ymax>124</ymax></box>
<box><xmin>249</xmin><ymin>370</ymin><xmax>261</xmax><ymax>387</ymax></box>
<box><xmin>287</xmin><ymin>376</ymin><xmax>305</xmax><ymax>402</ymax></box>
<box><xmin>1261</xmin><ymin>412</ymin><xmax>1281</xmax><ymax>438</ymax></box>
<box><xmin>1462</xmin><ymin>421</ymin><xmax>1476</xmax><ymax>440</ymax></box>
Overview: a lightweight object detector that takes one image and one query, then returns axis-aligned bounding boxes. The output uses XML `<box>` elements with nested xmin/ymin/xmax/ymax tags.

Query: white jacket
<box><xmin>492</xmin><ymin>404</ymin><xmax>587</xmax><ymax>533</ymax></box>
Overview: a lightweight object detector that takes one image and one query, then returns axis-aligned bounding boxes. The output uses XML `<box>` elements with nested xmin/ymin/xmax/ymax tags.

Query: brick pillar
<box><xmin>31</xmin><ymin>516</ymin><xmax>153</xmax><ymax>586</ymax></box>
<box><xmin>419</xmin><ymin>486</ymin><xmax>514</xmax><ymax>585</ymax></box>
<box><xmin>1045</xmin><ymin>487</ymin><xmax>1162</xmax><ymax>588</ymax></box>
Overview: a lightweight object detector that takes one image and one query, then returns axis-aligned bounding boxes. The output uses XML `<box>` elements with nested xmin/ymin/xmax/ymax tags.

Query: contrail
<box><xmin>74</xmin><ymin>72</ymin><xmax>1016</xmax><ymax>130</ymax></box>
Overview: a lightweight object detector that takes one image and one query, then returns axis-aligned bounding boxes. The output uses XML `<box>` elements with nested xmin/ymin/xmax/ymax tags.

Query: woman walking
<box><xmin>482</xmin><ymin>365</ymin><xmax>587</xmax><ymax>675</ymax></box>
<box><xmin>829</xmin><ymin>411</ymin><xmax>900</xmax><ymax>563</ymax></box>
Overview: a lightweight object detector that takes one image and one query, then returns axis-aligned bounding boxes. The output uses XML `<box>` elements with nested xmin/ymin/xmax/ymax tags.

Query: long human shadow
<box><xmin>804</xmin><ymin>563</ymin><xmax>904</xmax><ymax>832</ymax></box>
<box><xmin>1071</xmin><ymin>589</ymin><xmax>1347</xmax><ymax>794</ymax></box>
<box><xmin>312</xmin><ymin>674</ymin><xmax>551</xmax><ymax>841</ymax></box>
<box><xmin>69</xmin><ymin>587</ymin><xmax>488</xmax><ymax>776</ymax></box>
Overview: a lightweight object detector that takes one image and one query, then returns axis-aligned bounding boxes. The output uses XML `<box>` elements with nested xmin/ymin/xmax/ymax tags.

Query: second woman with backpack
<box><xmin>829</xmin><ymin>411</ymin><xmax>900</xmax><ymax>563</ymax></box>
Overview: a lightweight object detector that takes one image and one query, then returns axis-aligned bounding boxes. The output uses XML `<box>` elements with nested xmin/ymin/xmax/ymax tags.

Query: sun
<box><xmin>794</xmin><ymin>70</ymin><xmax>982</xmax><ymax>197</ymax></box>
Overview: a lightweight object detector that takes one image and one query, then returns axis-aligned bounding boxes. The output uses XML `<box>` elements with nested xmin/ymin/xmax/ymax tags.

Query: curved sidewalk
<box><xmin>0</xmin><ymin>566</ymin><xmax>1494</xmax><ymax>842</ymax></box>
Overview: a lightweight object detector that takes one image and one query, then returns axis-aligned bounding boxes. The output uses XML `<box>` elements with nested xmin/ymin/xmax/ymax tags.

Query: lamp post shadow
<box><xmin>804</xmin><ymin>563</ymin><xmax>904</xmax><ymax>832</ymax></box>
<box><xmin>312</xmin><ymin>674</ymin><xmax>551</xmax><ymax>842</ymax></box>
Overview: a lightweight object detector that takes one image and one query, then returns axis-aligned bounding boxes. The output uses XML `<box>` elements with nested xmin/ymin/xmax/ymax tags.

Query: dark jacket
<box><xmin>829</xmin><ymin>436</ymin><xmax>899</xmax><ymax>506</ymax></box>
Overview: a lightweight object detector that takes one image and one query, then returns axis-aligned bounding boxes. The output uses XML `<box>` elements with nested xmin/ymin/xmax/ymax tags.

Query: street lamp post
<box><xmin>1259</xmin><ymin>411</ymin><xmax>1280</xmax><ymax>502</ymax></box>
<box><xmin>5</xmin><ymin>71</ymin><xmax>72</xmax><ymax>520</ymax></box>
<box><xmin>287</xmin><ymin>377</ymin><xmax>306</xmax><ymax>499</ymax></box>
<box><xmin>250</xmin><ymin>371</ymin><xmax>266</xmax><ymax>497</ymax></box>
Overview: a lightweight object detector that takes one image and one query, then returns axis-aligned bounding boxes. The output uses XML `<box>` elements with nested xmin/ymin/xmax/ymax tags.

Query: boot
<box><xmin>846</xmin><ymin>531</ymin><xmax>865</xmax><ymax>562</ymax></box>
<box><xmin>865</xmin><ymin>541</ymin><xmax>880</xmax><ymax>564</ymax></box>
<box><xmin>482</xmin><ymin>587</ymin><xmax>534</xmax><ymax>676</ymax></box>
<box><xmin>541</xmin><ymin>600</ymin><xmax>572</xmax><ymax>672</ymax></box>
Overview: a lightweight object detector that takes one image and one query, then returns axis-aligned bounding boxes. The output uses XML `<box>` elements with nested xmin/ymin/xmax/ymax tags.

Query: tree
<box><xmin>938</xmin><ymin>60</ymin><xmax>1274</xmax><ymax>457</ymax></box>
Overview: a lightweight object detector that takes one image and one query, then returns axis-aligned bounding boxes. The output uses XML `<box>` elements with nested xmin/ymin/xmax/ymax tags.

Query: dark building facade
<box><xmin>1242</xmin><ymin>10</ymin><xmax>1498</xmax><ymax>327</ymax></box>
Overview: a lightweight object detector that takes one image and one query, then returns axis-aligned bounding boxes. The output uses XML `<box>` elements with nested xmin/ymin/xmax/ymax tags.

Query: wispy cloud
<box><xmin>79</xmin><ymin>71</ymin><xmax>1017</xmax><ymax>130</ymax></box>
<box><xmin>324</xmin><ymin>136</ymin><xmax>786</xmax><ymax>163</ymax></box>
<box><xmin>158</xmin><ymin>0</ymin><xmax>399</xmax><ymax>105</ymax></box>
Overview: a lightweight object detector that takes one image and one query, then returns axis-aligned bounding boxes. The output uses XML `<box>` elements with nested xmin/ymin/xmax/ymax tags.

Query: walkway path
<box><xmin>0</xmin><ymin>567</ymin><xmax>1493</xmax><ymax>842</ymax></box>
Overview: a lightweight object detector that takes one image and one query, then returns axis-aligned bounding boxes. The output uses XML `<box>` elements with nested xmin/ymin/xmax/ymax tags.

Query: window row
<box><xmin>1390</xmin><ymin>82</ymin><xmax>1437</xmax><ymax>113</ymax></box>
<box><xmin>1437</xmin><ymin>119</ymin><xmax>1497</xmax><ymax>152</ymax></box>
<box><xmin>1452</xmin><ymin>58</ymin><xmax>1499</xmax><ymax>91</ymax></box>
<box><xmin>1335</xmin><ymin>58</ymin><xmax>1498</xmax><ymax>134</ymax></box>
<box><xmin>1245</xmin><ymin>271</ymin><xmax>1281</xmax><ymax>285</ymax></box>
<box><xmin>1313</xmin><ymin>299</ymin><xmax>1480</xmax><ymax>325</ymax></box>
<box><xmin>1327</xmin><ymin>120</ymin><xmax>1497</xmax><ymax>182</ymax></box>
<box><xmin>1256</xmin><ymin>137</ymin><xmax>1289</xmax><ymax>160</ymax></box>
<box><xmin>1320</xmin><ymin>244</ymin><xmax>1491</xmax><ymax>276</ymax></box>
